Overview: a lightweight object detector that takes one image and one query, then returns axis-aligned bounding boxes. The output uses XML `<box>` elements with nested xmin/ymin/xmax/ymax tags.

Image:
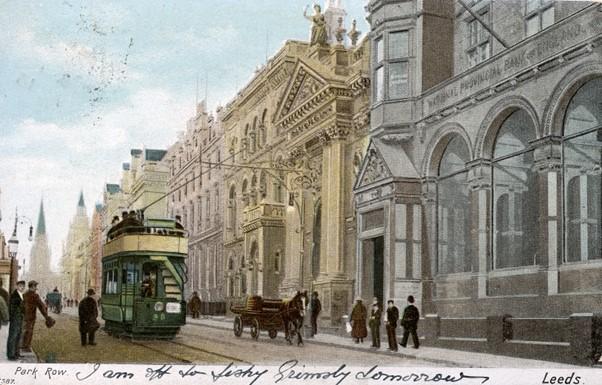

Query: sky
<box><xmin>0</xmin><ymin>0</ymin><xmax>369</xmax><ymax>273</ymax></box>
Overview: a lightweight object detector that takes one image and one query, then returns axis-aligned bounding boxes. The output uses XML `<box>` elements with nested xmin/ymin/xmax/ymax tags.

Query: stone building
<box><xmin>359</xmin><ymin>0</ymin><xmax>602</xmax><ymax>364</ymax></box>
<box><xmin>61</xmin><ymin>192</ymin><xmax>90</xmax><ymax>300</ymax></box>
<box><xmin>128</xmin><ymin>148</ymin><xmax>169</xmax><ymax>219</ymax></box>
<box><xmin>221</xmin><ymin>9</ymin><xmax>370</xmax><ymax>327</ymax></box>
<box><xmin>166</xmin><ymin>101</ymin><xmax>225</xmax><ymax>301</ymax></box>
<box><xmin>87</xmin><ymin>203</ymin><xmax>104</xmax><ymax>295</ymax></box>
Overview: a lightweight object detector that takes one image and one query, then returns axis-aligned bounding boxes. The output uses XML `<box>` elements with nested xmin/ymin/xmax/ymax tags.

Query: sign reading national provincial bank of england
<box><xmin>422</xmin><ymin>6</ymin><xmax>601</xmax><ymax>117</ymax></box>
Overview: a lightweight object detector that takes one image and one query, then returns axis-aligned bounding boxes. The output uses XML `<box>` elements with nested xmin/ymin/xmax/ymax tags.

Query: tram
<box><xmin>101</xmin><ymin>212</ymin><xmax>188</xmax><ymax>339</ymax></box>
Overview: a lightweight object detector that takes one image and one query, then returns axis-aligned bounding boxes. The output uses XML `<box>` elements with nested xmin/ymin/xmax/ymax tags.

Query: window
<box><xmin>467</xmin><ymin>12</ymin><xmax>490</xmax><ymax>67</ymax></box>
<box><xmin>563</xmin><ymin>78</ymin><xmax>602</xmax><ymax>262</ymax></box>
<box><xmin>374</xmin><ymin>32</ymin><xmax>410</xmax><ymax>102</ymax></box>
<box><xmin>437</xmin><ymin>136</ymin><xmax>472</xmax><ymax>274</ymax></box>
<box><xmin>228</xmin><ymin>186</ymin><xmax>237</xmax><ymax>232</ymax></box>
<box><xmin>492</xmin><ymin>110</ymin><xmax>539</xmax><ymax>268</ymax></box>
<box><xmin>525</xmin><ymin>0</ymin><xmax>554</xmax><ymax>37</ymax></box>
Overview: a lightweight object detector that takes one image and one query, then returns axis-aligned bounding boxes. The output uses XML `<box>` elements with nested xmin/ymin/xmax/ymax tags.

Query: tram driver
<box><xmin>141</xmin><ymin>274</ymin><xmax>154</xmax><ymax>298</ymax></box>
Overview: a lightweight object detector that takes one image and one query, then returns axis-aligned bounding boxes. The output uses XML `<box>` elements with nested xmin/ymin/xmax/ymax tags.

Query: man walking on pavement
<box><xmin>6</xmin><ymin>280</ymin><xmax>25</xmax><ymax>360</ymax></box>
<box><xmin>400</xmin><ymin>295</ymin><xmax>420</xmax><ymax>349</ymax></box>
<box><xmin>79</xmin><ymin>289</ymin><xmax>99</xmax><ymax>346</ymax></box>
<box><xmin>385</xmin><ymin>300</ymin><xmax>399</xmax><ymax>351</ymax></box>
<box><xmin>310</xmin><ymin>291</ymin><xmax>321</xmax><ymax>336</ymax></box>
<box><xmin>369</xmin><ymin>296</ymin><xmax>382</xmax><ymax>348</ymax></box>
<box><xmin>22</xmin><ymin>280</ymin><xmax>54</xmax><ymax>352</ymax></box>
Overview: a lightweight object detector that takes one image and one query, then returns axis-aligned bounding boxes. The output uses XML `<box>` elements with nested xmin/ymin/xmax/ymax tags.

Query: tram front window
<box><xmin>141</xmin><ymin>264</ymin><xmax>158</xmax><ymax>298</ymax></box>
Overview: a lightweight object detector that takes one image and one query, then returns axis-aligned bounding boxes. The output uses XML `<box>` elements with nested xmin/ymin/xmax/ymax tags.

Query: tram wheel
<box><xmin>233</xmin><ymin>316</ymin><xmax>243</xmax><ymax>337</ymax></box>
<box><xmin>268</xmin><ymin>329</ymin><xmax>277</xmax><ymax>339</ymax></box>
<box><xmin>250</xmin><ymin>318</ymin><xmax>260</xmax><ymax>340</ymax></box>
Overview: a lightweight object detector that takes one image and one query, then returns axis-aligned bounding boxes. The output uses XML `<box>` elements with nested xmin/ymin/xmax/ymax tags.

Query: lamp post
<box><xmin>7</xmin><ymin>209</ymin><xmax>33</xmax><ymax>291</ymax></box>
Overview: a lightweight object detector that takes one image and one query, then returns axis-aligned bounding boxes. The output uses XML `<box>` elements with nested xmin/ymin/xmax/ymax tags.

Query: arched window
<box><xmin>274</xmin><ymin>250</ymin><xmax>281</xmax><ymax>273</ymax></box>
<box><xmin>243</xmin><ymin>124</ymin><xmax>249</xmax><ymax>159</ymax></box>
<box><xmin>563</xmin><ymin>78</ymin><xmax>602</xmax><ymax>262</ymax></box>
<box><xmin>492</xmin><ymin>109</ymin><xmax>538</xmax><ymax>268</ymax></box>
<box><xmin>228</xmin><ymin>185</ymin><xmax>237</xmax><ymax>233</ymax></box>
<box><xmin>251</xmin><ymin>118</ymin><xmax>258</xmax><ymax>153</ymax></box>
<box><xmin>251</xmin><ymin>174</ymin><xmax>258</xmax><ymax>206</ymax></box>
<box><xmin>260</xmin><ymin>109</ymin><xmax>268</xmax><ymax>147</ymax></box>
<box><xmin>259</xmin><ymin>171</ymin><xmax>267</xmax><ymax>200</ymax></box>
<box><xmin>437</xmin><ymin>136</ymin><xmax>472</xmax><ymax>274</ymax></box>
<box><xmin>242</xmin><ymin>179</ymin><xmax>249</xmax><ymax>207</ymax></box>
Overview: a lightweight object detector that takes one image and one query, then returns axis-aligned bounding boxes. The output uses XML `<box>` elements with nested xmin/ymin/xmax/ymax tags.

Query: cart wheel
<box><xmin>233</xmin><ymin>316</ymin><xmax>243</xmax><ymax>337</ymax></box>
<box><xmin>269</xmin><ymin>329</ymin><xmax>277</xmax><ymax>339</ymax></box>
<box><xmin>250</xmin><ymin>318</ymin><xmax>260</xmax><ymax>340</ymax></box>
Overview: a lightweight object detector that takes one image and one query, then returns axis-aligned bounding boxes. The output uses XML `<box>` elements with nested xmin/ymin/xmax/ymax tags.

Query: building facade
<box><xmin>61</xmin><ymin>193</ymin><xmax>90</xmax><ymax>300</ymax></box>
<box><xmin>166</xmin><ymin>101</ymin><xmax>225</xmax><ymax>301</ymax></box>
<box><xmin>221</xmin><ymin>7</ymin><xmax>370</xmax><ymax>327</ymax></box>
<box><xmin>359</xmin><ymin>0</ymin><xmax>602</xmax><ymax>364</ymax></box>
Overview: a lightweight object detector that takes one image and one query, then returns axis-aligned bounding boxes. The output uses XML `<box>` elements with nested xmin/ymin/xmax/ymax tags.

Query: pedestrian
<box><xmin>6</xmin><ymin>280</ymin><xmax>25</xmax><ymax>360</ymax></box>
<box><xmin>369</xmin><ymin>296</ymin><xmax>382</xmax><ymax>348</ymax></box>
<box><xmin>141</xmin><ymin>274</ymin><xmax>153</xmax><ymax>297</ymax></box>
<box><xmin>400</xmin><ymin>295</ymin><xmax>420</xmax><ymax>349</ymax></box>
<box><xmin>0</xmin><ymin>279</ymin><xmax>9</xmax><ymax>304</ymax></box>
<box><xmin>22</xmin><ymin>280</ymin><xmax>54</xmax><ymax>352</ymax></box>
<box><xmin>385</xmin><ymin>300</ymin><xmax>399</xmax><ymax>351</ymax></box>
<box><xmin>310</xmin><ymin>291</ymin><xmax>321</xmax><ymax>336</ymax></box>
<box><xmin>0</xmin><ymin>295</ymin><xmax>8</xmax><ymax>328</ymax></box>
<box><xmin>350</xmin><ymin>297</ymin><xmax>367</xmax><ymax>344</ymax></box>
<box><xmin>189</xmin><ymin>291</ymin><xmax>201</xmax><ymax>319</ymax></box>
<box><xmin>78</xmin><ymin>289</ymin><xmax>99</xmax><ymax>346</ymax></box>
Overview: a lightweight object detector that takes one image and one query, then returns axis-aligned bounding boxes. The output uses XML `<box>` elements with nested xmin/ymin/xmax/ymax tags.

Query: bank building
<box><xmin>357</xmin><ymin>0</ymin><xmax>602</xmax><ymax>364</ymax></box>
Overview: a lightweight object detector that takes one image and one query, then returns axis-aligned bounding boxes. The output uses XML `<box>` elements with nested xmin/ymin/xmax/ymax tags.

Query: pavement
<box><xmin>185</xmin><ymin>315</ymin><xmax>583</xmax><ymax>368</ymax></box>
<box><xmin>0</xmin><ymin>322</ymin><xmax>38</xmax><ymax>364</ymax></box>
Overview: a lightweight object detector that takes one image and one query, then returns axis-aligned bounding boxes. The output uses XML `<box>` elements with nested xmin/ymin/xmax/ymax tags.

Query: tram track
<box><xmin>63</xmin><ymin>312</ymin><xmax>248</xmax><ymax>364</ymax></box>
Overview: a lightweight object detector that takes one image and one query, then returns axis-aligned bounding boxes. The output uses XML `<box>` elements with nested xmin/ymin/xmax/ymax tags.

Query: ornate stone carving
<box><xmin>359</xmin><ymin>148</ymin><xmax>391</xmax><ymax>187</ymax></box>
<box><xmin>380</xmin><ymin>133</ymin><xmax>413</xmax><ymax>144</ymax></box>
<box><xmin>348</xmin><ymin>19</ymin><xmax>361</xmax><ymax>47</ymax></box>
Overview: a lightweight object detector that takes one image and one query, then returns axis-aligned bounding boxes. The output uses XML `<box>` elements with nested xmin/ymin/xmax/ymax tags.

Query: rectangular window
<box><xmin>375</xmin><ymin>38</ymin><xmax>384</xmax><ymax>64</ymax></box>
<box><xmin>375</xmin><ymin>66</ymin><xmax>384</xmax><ymax>102</ymax></box>
<box><xmin>466</xmin><ymin>11</ymin><xmax>490</xmax><ymax>67</ymax></box>
<box><xmin>388</xmin><ymin>62</ymin><xmax>409</xmax><ymax>99</ymax></box>
<box><xmin>388</xmin><ymin>31</ymin><xmax>408</xmax><ymax>60</ymax></box>
<box><xmin>525</xmin><ymin>1</ymin><xmax>554</xmax><ymax>37</ymax></box>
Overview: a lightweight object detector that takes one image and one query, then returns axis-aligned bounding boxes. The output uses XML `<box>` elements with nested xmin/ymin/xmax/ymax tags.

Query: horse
<box><xmin>280</xmin><ymin>291</ymin><xmax>307</xmax><ymax>346</ymax></box>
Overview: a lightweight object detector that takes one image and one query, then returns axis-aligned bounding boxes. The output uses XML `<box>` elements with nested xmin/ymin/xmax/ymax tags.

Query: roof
<box><xmin>35</xmin><ymin>199</ymin><xmax>46</xmax><ymax>236</ymax></box>
<box><xmin>145</xmin><ymin>149</ymin><xmax>167</xmax><ymax>161</ymax></box>
<box><xmin>78</xmin><ymin>191</ymin><xmax>85</xmax><ymax>208</ymax></box>
<box><xmin>130</xmin><ymin>149</ymin><xmax>142</xmax><ymax>156</ymax></box>
<box><xmin>374</xmin><ymin>138</ymin><xmax>419</xmax><ymax>179</ymax></box>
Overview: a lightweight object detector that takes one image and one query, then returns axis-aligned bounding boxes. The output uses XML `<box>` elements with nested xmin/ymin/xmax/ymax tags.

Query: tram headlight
<box><xmin>154</xmin><ymin>302</ymin><xmax>165</xmax><ymax>312</ymax></box>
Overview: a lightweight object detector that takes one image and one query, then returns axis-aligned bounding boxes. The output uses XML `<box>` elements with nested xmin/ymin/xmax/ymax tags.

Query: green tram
<box><xmin>101</xmin><ymin>213</ymin><xmax>188</xmax><ymax>339</ymax></box>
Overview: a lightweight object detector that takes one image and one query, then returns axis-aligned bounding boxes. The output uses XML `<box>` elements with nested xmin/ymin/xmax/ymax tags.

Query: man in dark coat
<box><xmin>189</xmin><ymin>291</ymin><xmax>202</xmax><ymax>319</ymax></box>
<box><xmin>6</xmin><ymin>280</ymin><xmax>25</xmax><ymax>360</ymax></box>
<box><xmin>350</xmin><ymin>297</ymin><xmax>367</xmax><ymax>343</ymax></box>
<box><xmin>385</xmin><ymin>300</ymin><xmax>399</xmax><ymax>351</ymax></box>
<box><xmin>369</xmin><ymin>296</ymin><xmax>382</xmax><ymax>348</ymax></box>
<box><xmin>309</xmin><ymin>291</ymin><xmax>321</xmax><ymax>336</ymax></box>
<box><xmin>400</xmin><ymin>295</ymin><xmax>420</xmax><ymax>349</ymax></box>
<box><xmin>22</xmin><ymin>280</ymin><xmax>53</xmax><ymax>352</ymax></box>
<box><xmin>79</xmin><ymin>288</ymin><xmax>99</xmax><ymax>346</ymax></box>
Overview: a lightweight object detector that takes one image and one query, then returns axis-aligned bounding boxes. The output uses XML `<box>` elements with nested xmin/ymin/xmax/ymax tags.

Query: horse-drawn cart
<box><xmin>230</xmin><ymin>294</ymin><xmax>305</xmax><ymax>344</ymax></box>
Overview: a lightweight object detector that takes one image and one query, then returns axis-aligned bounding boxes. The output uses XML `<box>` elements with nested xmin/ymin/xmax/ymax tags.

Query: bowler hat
<box><xmin>87</xmin><ymin>288</ymin><xmax>95</xmax><ymax>296</ymax></box>
<box><xmin>28</xmin><ymin>280</ymin><xmax>38</xmax><ymax>288</ymax></box>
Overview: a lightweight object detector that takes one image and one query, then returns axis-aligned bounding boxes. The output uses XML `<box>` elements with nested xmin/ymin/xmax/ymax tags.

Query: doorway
<box><xmin>361</xmin><ymin>236</ymin><xmax>384</xmax><ymax>302</ymax></box>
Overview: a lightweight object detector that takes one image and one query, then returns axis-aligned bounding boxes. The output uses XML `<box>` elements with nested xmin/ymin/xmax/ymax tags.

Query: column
<box><xmin>468</xmin><ymin>159</ymin><xmax>492</xmax><ymax>298</ymax></box>
<box><xmin>420</xmin><ymin>177</ymin><xmax>437</xmax><ymax>314</ymax></box>
<box><xmin>325</xmin><ymin>127</ymin><xmax>347</xmax><ymax>278</ymax></box>
<box><xmin>535</xmin><ymin>137</ymin><xmax>562</xmax><ymax>295</ymax></box>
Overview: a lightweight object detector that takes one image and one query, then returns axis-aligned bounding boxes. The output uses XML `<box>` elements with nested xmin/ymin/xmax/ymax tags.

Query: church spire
<box><xmin>78</xmin><ymin>190</ymin><xmax>85</xmax><ymax>208</ymax></box>
<box><xmin>36</xmin><ymin>199</ymin><xmax>46</xmax><ymax>236</ymax></box>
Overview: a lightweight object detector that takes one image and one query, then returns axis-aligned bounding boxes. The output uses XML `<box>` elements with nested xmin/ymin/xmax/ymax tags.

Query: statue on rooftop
<box><xmin>304</xmin><ymin>4</ymin><xmax>328</xmax><ymax>46</ymax></box>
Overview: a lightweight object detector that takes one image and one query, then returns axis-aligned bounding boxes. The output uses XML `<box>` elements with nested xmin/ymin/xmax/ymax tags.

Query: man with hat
<box><xmin>78</xmin><ymin>289</ymin><xmax>99</xmax><ymax>346</ymax></box>
<box><xmin>22</xmin><ymin>280</ymin><xmax>53</xmax><ymax>352</ymax></box>
<box><xmin>6</xmin><ymin>280</ymin><xmax>25</xmax><ymax>360</ymax></box>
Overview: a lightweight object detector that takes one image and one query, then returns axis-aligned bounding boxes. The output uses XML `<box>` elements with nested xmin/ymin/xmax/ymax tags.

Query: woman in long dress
<box><xmin>350</xmin><ymin>297</ymin><xmax>368</xmax><ymax>343</ymax></box>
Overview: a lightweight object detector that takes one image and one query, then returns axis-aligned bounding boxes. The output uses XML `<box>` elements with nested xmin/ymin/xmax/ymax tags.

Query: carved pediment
<box><xmin>356</xmin><ymin>143</ymin><xmax>392</xmax><ymax>189</ymax></box>
<box><xmin>276</xmin><ymin>63</ymin><xmax>328</xmax><ymax>121</ymax></box>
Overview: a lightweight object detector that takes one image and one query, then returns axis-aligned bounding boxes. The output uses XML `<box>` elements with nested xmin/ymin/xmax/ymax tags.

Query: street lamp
<box><xmin>7</xmin><ymin>209</ymin><xmax>33</xmax><ymax>290</ymax></box>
